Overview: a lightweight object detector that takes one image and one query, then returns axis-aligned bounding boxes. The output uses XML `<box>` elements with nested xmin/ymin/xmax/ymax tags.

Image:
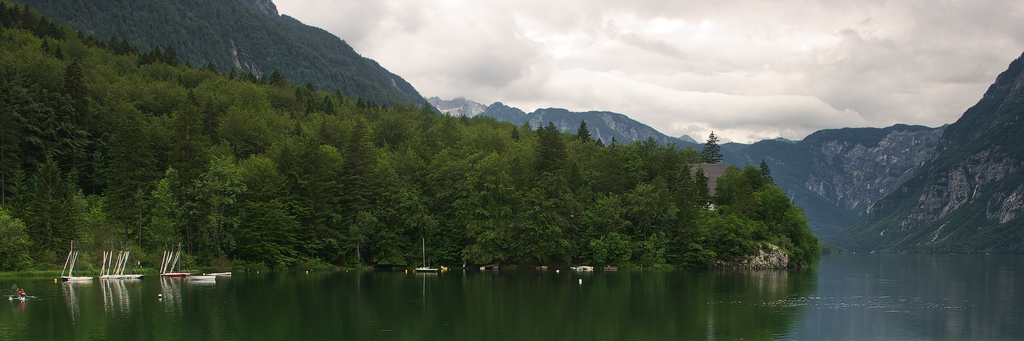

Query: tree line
<box><xmin>0</xmin><ymin>1</ymin><xmax>818</xmax><ymax>271</ymax></box>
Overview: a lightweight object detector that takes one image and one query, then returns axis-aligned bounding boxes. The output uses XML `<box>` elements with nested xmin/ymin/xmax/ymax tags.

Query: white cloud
<box><xmin>274</xmin><ymin>0</ymin><xmax>1024</xmax><ymax>143</ymax></box>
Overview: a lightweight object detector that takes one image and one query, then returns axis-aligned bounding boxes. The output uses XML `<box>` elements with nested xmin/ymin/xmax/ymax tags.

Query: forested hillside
<box><xmin>0</xmin><ymin>2</ymin><xmax>817</xmax><ymax>271</ymax></box>
<box><xmin>12</xmin><ymin>0</ymin><xmax>424</xmax><ymax>106</ymax></box>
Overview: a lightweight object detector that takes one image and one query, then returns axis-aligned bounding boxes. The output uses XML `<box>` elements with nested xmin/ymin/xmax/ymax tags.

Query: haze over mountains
<box><xmin>18</xmin><ymin>0</ymin><xmax>1024</xmax><ymax>251</ymax></box>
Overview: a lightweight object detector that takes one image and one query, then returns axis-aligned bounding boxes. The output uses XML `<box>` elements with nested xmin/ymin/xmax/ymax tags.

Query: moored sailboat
<box><xmin>414</xmin><ymin>238</ymin><xmax>438</xmax><ymax>273</ymax></box>
<box><xmin>99</xmin><ymin>244</ymin><xmax>145</xmax><ymax>280</ymax></box>
<box><xmin>159</xmin><ymin>243</ymin><xmax>191</xmax><ymax>278</ymax></box>
<box><xmin>60</xmin><ymin>241</ymin><xmax>93</xmax><ymax>282</ymax></box>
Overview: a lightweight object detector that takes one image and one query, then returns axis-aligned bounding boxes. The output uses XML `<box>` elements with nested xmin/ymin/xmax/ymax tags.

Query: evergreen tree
<box><xmin>535</xmin><ymin>122</ymin><xmax>567</xmax><ymax>174</ymax></box>
<box><xmin>760</xmin><ymin>158</ymin><xmax>773</xmax><ymax>183</ymax></box>
<box><xmin>576</xmin><ymin>120</ymin><xmax>592</xmax><ymax>142</ymax></box>
<box><xmin>701</xmin><ymin>132</ymin><xmax>722</xmax><ymax>163</ymax></box>
<box><xmin>269</xmin><ymin>69</ymin><xmax>284</xmax><ymax>86</ymax></box>
<box><xmin>163</xmin><ymin>44</ymin><xmax>179</xmax><ymax>66</ymax></box>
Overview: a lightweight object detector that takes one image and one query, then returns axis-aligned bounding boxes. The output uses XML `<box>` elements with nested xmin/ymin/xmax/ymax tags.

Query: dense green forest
<box><xmin>0</xmin><ymin>2</ymin><xmax>818</xmax><ymax>271</ymax></box>
<box><xmin>13</xmin><ymin>0</ymin><xmax>424</xmax><ymax>106</ymax></box>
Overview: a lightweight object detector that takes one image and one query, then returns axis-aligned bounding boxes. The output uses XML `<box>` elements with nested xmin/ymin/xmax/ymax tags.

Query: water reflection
<box><xmin>101</xmin><ymin>279</ymin><xmax>140</xmax><ymax>316</ymax></box>
<box><xmin>160</xmin><ymin>277</ymin><xmax>182</xmax><ymax>313</ymax></box>
<box><xmin>61</xmin><ymin>281</ymin><xmax>91</xmax><ymax>321</ymax></box>
<box><xmin>1</xmin><ymin>268</ymin><xmax>819</xmax><ymax>340</ymax></box>
<box><xmin>792</xmin><ymin>254</ymin><xmax>1024</xmax><ymax>340</ymax></box>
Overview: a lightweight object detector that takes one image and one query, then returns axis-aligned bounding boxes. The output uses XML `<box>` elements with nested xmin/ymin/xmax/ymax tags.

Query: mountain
<box><xmin>679</xmin><ymin>135</ymin><xmax>700</xmax><ymax>144</ymax></box>
<box><xmin>13</xmin><ymin>0</ymin><xmax>424</xmax><ymax>105</ymax></box>
<box><xmin>445</xmin><ymin>97</ymin><xmax>943</xmax><ymax>240</ymax></box>
<box><xmin>427</xmin><ymin>96</ymin><xmax>488</xmax><ymax>117</ymax></box>
<box><xmin>471</xmin><ymin>101</ymin><xmax>699</xmax><ymax>147</ymax></box>
<box><xmin>837</xmin><ymin>52</ymin><xmax>1024</xmax><ymax>253</ymax></box>
<box><xmin>722</xmin><ymin>125</ymin><xmax>945</xmax><ymax>241</ymax></box>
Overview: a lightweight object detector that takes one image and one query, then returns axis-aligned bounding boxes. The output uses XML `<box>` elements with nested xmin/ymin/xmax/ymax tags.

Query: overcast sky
<box><xmin>274</xmin><ymin>0</ymin><xmax>1024</xmax><ymax>143</ymax></box>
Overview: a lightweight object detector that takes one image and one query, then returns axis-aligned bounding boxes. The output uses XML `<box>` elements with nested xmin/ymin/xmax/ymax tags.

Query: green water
<box><xmin>3</xmin><ymin>254</ymin><xmax>1023</xmax><ymax>340</ymax></box>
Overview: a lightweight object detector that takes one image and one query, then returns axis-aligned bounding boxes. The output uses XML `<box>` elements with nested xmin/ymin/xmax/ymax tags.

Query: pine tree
<box><xmin>701</xmin><ymin>132</ymin><xmax>722</xmax><ymax>163</ymax></box>
<box><xmin>269</xmin><ymin>69</ymin><xmax>284</xmax><ymax>86</ymax></box>
<box><xmin>535</xmin><ymin>122</ymin><xmax>567</xmax><ymax>174</ymax></box>
<box><xmin>576</xmin><ymin>120</ymin><xmax>592</xmax><ymax>142</ymax></box>
<box><xmin>760</xmin><ymin>158</ymin><xmax>773</xmax><ymax>183</ymax></box>
<box><xmin>163</xmin><ymin>44</ymin><xmax>179</xmax><ymax>66</ymax></box>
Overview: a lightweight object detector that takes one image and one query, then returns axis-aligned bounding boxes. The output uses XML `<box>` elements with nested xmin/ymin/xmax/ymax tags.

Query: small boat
<box><xmin>159</xmin><ymin>243</ymin><xmax>191</xmax><ymax>278</ymax></box>
<box><xmin>207</xmin><ymin>272</ymin><xmax>232</xmax><ymax>277</ymax></box>
<box><xmin>99</xmin><ymin>245</ymin><xmax>145</xmax><ymax>280</ymax></box>
<box><xmin>7</xmin><ymin>285</ymin><xmax>28</xmax><ymax>301</ymax></box>
<box><xmin>573</xmin><ymin>265</ymin><xmax>594</xmax><ymax>272</ymax></box>
<box><xmin>60</xmin><ymin>241</ymin><xmax>93</xmax><ymax>282</ymax></box>
<box><xmin>414</xmin><ymin>238</ymin><xmax>438</xmax><ymax>273</ymax></box>
<box><xmin>187</xmin><ymin>275</ymin><xmax>217</xmax><ymax>281</ymax></box>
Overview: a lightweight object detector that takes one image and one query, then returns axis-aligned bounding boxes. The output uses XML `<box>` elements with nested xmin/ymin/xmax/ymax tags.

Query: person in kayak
<box><xmin>16</xmin><ymin>288</ymin><xmax>25</xmax><ymax>299</ymax></box>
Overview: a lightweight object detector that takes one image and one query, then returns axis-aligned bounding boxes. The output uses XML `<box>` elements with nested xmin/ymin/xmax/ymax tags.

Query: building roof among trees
<box><xmin>693</xmin><ymin>163</ymin><xmax>728</xmax><ymax>196</ymax></box>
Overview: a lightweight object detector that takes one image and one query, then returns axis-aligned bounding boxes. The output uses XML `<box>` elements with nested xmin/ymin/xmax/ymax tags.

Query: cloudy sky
<box><xmin>274</xmin><ymin>0</ymin><xmax>1024</xmax><ymax>143</ymax></box>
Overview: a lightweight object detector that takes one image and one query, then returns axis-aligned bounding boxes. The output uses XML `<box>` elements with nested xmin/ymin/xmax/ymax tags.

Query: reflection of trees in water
<box><xmin>61</xmin><ymin>282</ymin><xmax>91</xmax><ymax>322</ymax></box>
<box><xmin>101</xmin><ymin>279</ymin><xmax>141</xmax><ymax>316</ymax></box>
<box><xmin>320</xmin><ymin>269</ymin><xmax>818</xmax><ymax>340</ymax></box>
<box><xmin>702</xmin><ymin>269</ymin><xmax>817</xmax><ymax>339</ymax></box>
<box><xmin>160</xmin><ymin>277</ymin><xmax>183</xmax><ymax>313</ymax></box>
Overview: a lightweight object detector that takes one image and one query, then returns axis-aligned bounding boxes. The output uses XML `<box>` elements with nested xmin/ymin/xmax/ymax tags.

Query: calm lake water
<box><xmin>2</xmin><ymin>254</ymin><xmax>1023</xmax><ymax>340</ymax></box>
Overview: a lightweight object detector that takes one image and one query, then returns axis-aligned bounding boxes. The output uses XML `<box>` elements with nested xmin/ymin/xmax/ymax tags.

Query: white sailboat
<box><xmin>99</xmin><ymin>245</ymin><xmax>145</xmax><ymax>280</ymax></box>
<box><xmin>159</xmin><ymin>243</ymin><xmax>191</xmax><ymax>278</ymax></box>
<box><xmin>414</xmin><ymin>238</ymin><xmax>438</xmax><ymax>273</ymax></box>
<box><xmin>60</xmin><ymin>241</ymin><xmax>93</xmax><ymax>282</ymax></box>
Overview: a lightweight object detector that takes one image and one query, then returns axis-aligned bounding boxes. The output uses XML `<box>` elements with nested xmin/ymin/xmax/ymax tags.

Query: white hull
<box><xmin>100</xmin><ymin>274</ymin><xmax>145</xmax><ymax>280</ymax></box>
<box><xmin>61</xmin><ymin>276</ymin><xmax>94</xmax><ymax>282</ymax></box>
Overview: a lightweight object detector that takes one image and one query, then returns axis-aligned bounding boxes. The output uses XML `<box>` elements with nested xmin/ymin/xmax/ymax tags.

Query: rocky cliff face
<box><xmin>714</xmin><ymin>243</ymin><xmax>790</xmax><ymax>269</ymax></box>
<box><xmin>722</xmin><ymin>124</ymin><xmax>945</xmax><ymax>241</ymax></box>
<box><xmin>427</xmin><ymin>97</ymin><xmax>488</xmax><ymax>117</ymax></box>
<box><xmin>806</xmin><ymin>127</ymin><xmax>945</xmax><ymax>216</ymax></box>
<box><xmin>838</xmin><ymin>51</ymin><xmax>1024</xmax><ymax>253</ymax></box>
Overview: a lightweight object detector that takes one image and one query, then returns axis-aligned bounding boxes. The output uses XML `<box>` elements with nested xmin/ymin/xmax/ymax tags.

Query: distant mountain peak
<box><xmin>427</xmin><ymin>97</ymin><xmax>488</xmax><ymax>117</ymax></box>
<box><xmin>679</xmin><ymin>135</ymin><xmax>699</xmax><ymax>144</ymax></box>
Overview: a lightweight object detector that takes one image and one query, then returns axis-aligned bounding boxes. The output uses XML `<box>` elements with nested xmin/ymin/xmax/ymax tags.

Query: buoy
<box><xmin>579</xmin><ymin>279</ymin><xmax>582</xmax><ymax>285</ymax></box>
<box><xmin>556</xmin><ymin>270</ymin><xmax>560</xmax><ymax>273</ymax></box>
<box><xmin>54</xmin><ymin>278</ymin><xmax>58</xmax><ymax>283</ymax></box>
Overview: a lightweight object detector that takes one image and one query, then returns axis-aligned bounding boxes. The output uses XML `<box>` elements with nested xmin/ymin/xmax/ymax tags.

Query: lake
<box><xmin>2</xmin><ymin>253</ymin><xmax>1023</xmax><ymax>340</ymax></box>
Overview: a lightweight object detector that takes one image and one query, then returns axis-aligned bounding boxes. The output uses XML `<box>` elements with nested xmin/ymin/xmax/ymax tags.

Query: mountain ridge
<box><xmin>837</xmin><ymin>51</ymin><xmax>1024</xmax><ymax>253</ymax></box>
<box><xmin>13</xmin><ymin>0</ymin><xmax>424</xmax><ymax>106</ymax></box>
<box><xmin>432</xmin><ymin>96</ymin><xmax>945</xmax><ymax>240</ymax></box>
